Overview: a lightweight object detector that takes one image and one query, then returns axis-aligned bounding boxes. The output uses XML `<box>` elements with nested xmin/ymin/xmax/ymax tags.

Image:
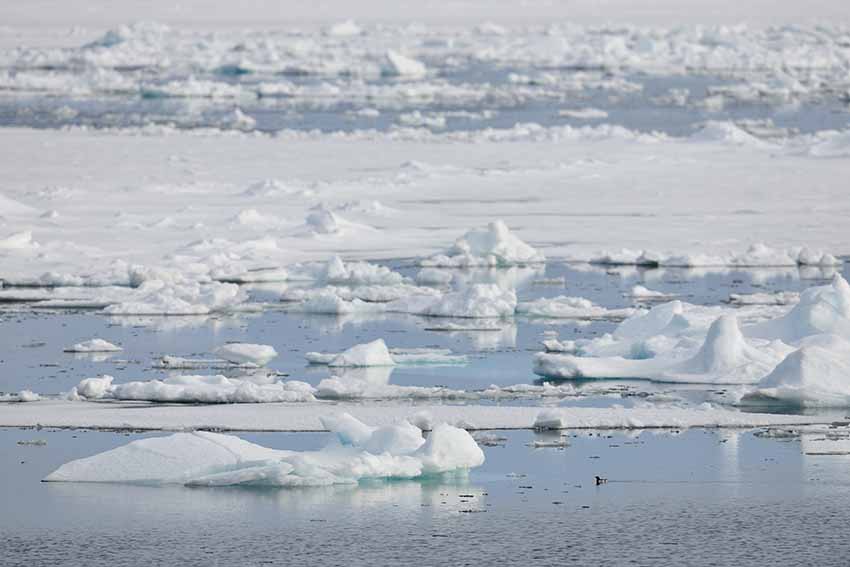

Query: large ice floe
<box><xmin>68</xmin><ymin>374</ymin><xmax>317</xmax><ymax>404</ymax></box>
<box><xmin>533</xmin><ymin>275</ymin><xmax>850</xmax><ymax>406</ymax></box>
<box><xmin>420</xmin><ymin>221</ymin><xmax>545</xmax><ymax>267</ymax></box>
<box><xmin>43</xmin><ymin>414</ymin><xmax>484</xmax><ymax>487</ymax></box>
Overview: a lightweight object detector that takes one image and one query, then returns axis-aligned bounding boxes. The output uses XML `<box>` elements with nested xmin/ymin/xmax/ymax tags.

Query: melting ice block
<box><xmin>44</xmin><ymin>414</ymin><xmax>484</xmax><ymax>486</ymax></box>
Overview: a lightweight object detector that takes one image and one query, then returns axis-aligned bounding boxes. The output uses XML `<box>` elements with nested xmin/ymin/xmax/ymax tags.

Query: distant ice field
<box><xmin>1</xmin><ymin>22</ymin><xmax>849</xmax><ymax>135</ymax></box>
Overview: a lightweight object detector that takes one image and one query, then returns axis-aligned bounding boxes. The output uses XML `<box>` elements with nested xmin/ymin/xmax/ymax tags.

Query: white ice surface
<box><xmin>43</xmin><ymin>414</ymin><xmax>484</xmax><ymax>486</ymax></box>
<box><xmin>0</xmin><ymin>399</ymin><xmax>832</xmax><ymax>432</ymax></box>
<box><xmin>1</xmin><ymin>126</ymin><xmax>849</xmax><ymax>293</ymax></box>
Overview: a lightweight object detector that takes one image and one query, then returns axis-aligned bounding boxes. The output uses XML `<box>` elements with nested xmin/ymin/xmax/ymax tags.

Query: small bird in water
<box><xmin>594</xmin><ymin>476</ymin><xmax>607</xmax><ymax>485</ymax></box>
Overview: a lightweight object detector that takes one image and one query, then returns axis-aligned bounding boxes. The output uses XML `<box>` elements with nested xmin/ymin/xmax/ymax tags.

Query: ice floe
<box><xmin>516</xmin><ymin>296</ymin><xmax>635</xmax><ymax>320</ymax></box>
<box><xmin>420</xmin><ymin>221</ymin><xmax>545</xmax><ymax>267</ymax></box>
<box><xmin>43</xmin><ymin>414</ymin><xmax>484</xmax><ymax>486</ymax></box>
<box><xmin>63</xmin><ymin>339</ymin><xmax>122</xmax><ymax>353</ymax></box>
<box><xmin>68</xmin><ymin>374</ymin><xmax>316</xmax><ymax>404</ymax></box>
<box><xmin>213</xmin><ymin>343</ymin><xmax>278</xmax><ymax>367</ymax></box>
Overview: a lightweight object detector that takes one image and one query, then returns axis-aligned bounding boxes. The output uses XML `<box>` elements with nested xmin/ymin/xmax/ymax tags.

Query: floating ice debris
<box><xmin>383</xmin><ymin>50</ymin><xmax>427</xmax><ymax>79</ymax></box>
<box><xmin>590</xmin><ymin>244</ymin><xmax>841</xmax><ymax>268</ymax></box>
<box><xmin>213</xmin><ymin>343</ymin><xmax>278</xmax><ymax>367</ymax></box>
<box><xmin>102</xmin><ymin>280</ymin><xmax>247</xmax><ymax>316</ymax></box>
<box><xmin>388</xmin><ymin>283</ymin><xmax>517</xmax><ymax>318</ymax></box>
<box><xmin>729</xmin><ymin>291</ymin><xmax>800</xmax><ymax>306</ymax></box>
<box><xmin>742</xmin><ymin>334</ymin><xmax>850</xmax><ymax>407</ymax></box>
<box><xmin>306</xmin><ymin>339</ymin><xmax>396</xmax><ymax>367</ymax></box>
<box><xmin>420</xmin><ymin>221</ymin><xmax>545</xmax><ymax>267</ymax></box>
<box><xmin>307</xmin><ymin>340</ymin><xmax>467</xmax><ymax>367</ymax></box>
<box><xmin>745</xmin><ymin>275</ymin><xmax>850</xmax><ymax>343</ymax></box>
<box><xmin>63</xmin><ymin>339</ymin><xmax>122</xmax><ymax>353</ymax></box>
<box><xmin>534</xmin><ymin>315</ymin><xmax>788</xmax><ymax>384</ymax></box>
<box><xmin>1</xmin><ymin>390</ymin><xmax>40</xmax><ymax>402</ymax></box>
<box><xmin>542</xmin><ymin>339</ymin><xmax>577</xmax><ymax>353</ymax></box>
<box><xmin>558</xmin><ymin>108</ymin><xmax>608</xmax><ymax>119</ymax></box>
<box><xmin>517</xmin><ymin>296</ymin><xmax>636</xmax><ymax>320</ymax></box>
<box><xmin>627</xmin><ymin>285</ymin><xmax>677</xmax><ymax>300</ymax></box>
<box><xmin>68</xmin><ymin>374</ymin><xmax>316</xmax><ymax>404</ymax></box>
<box><xmin>44</xmin><ymin>414</ymin><xmax>484</xmax><ymax>486</ymax></box>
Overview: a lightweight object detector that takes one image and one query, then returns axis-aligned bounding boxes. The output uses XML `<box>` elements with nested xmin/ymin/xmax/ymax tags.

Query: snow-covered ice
<box><xmin>43</xmin><ymin>414</ymin><xmax>484</xmax><ymax>486</ymax></box>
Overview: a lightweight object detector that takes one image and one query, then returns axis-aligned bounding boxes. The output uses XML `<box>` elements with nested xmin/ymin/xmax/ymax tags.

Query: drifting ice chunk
<box><xmin>44</xmin><ymin>414</ymin><xmax>484</xmax><ymax>486</ymax></box>
<box><xmin>742</xmin><ymin>334</ymin><xmax>850</xmax><ymax>407</ymax></box>
<box><xmin>745</xmin><ymin>275</ymin><xmax>850</xmax><ymax>343</ymax></box>
<box><xmin>729</xmin><ymin>291</ymin><xmax>800</xmax><ymax>306</ymax></box>
<box><xmin>517</xmin><ymin>296</ymin><xmax>635</xmax><ymax>320</ymax></box>
<box><xmin>383</xmin><ymin>50</ymin><xmax>427</xmax><ymax>79</ymax></box>
<box><xmin>2</xmin><ymin>390</ymin><xmax>41</xmax><ymax>402</ymax></box>
<box><xmin>213</xmin><ymin>343</ymin><xmax>278</xmax><ymax>367</ymax></box>
<box><xmin>306</xmin><ymin>339</ymin><xmax>396</xmax><ymax>367</ymax></box>
<box><xmin>535</xmin><ymin>315</ymin><xmax>786</xmax><ymax>384</ymax></box>
<box><xmin>64</xmin><ymin>339</ymin><xmax>122</xmax><ymax>353</ymax></box>
<box><xmin>388</xmin><ymin>283</ymin><xmax>517</xmax><ymax>318</ymax></box>
<box><xmin>416</xmin><ymin>268</ymin><xmax>453</xmax><ymax>286</ymax></box>
<box><xmin>420</xmin><ymin>221</ymin><xmax>545</xmax><ymax>267</ymax></box>
<box><xmin>103</xmin><ymin>280</ymin><xmax>246</xmax><ymax>315</ymax></box>
<box><xmin>68</xmin><ymin>374</ymin><xmax>316</xmax><ymax>404</ymax></box>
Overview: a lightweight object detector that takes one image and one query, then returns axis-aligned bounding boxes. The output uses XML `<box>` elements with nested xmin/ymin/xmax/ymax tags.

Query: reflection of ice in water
<box><xmin>73</xmin><ymin>352</ymin><xmax>117</xmax><ymax>363</ymax></box>
<box><xmin>446</xmin><ymin>324</ymin><xmax>517</xmax><ymax>351</ymax></box>
<box><xmin>331</xmin><ymin>366</ymin><xmax>395</xmax><ymax>386</ymax></box>
<box><xmin>718</xmin><ymin>430</ymin><xmax>740</xmax><ymax>486</ymax></box>
<box><xmin>106</xmin><ymin>314</ymin><xmax>249</xmax><ymax>333</ymax></box>
<box><xmin>450</xmin><ymin>266</ymin><xmax>545</xmax><ymax>292</ymax></box>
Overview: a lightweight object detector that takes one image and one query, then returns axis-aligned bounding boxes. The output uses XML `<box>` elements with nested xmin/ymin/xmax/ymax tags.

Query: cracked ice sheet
<box><xmin>0</xmin><ymin>400</ymin><xmax>833</xmax><ymax>432</ymax></box>
<box><xmin>1</xmin><ymin>126</ymin><xmax>850</xmax><ymax>286</ymax></box>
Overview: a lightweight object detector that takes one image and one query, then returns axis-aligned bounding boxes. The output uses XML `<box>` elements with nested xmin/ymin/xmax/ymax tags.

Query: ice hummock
<box><xmin>742</xmin><ymin>334</ymin><xmax>850</xmax><ymax>407</ymax></box>
<box><xmin>420</xmin><ymin>221</ymin><xmax>545</xmax><ymax>267</ymax></box>
<box><xmin>44</xmin><ymin>414</ymin><xmax>484</xmax><ymax>486</ymax></box>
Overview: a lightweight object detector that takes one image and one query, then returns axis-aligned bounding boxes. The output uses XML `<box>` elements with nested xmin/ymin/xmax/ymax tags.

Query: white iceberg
<box><xmin>63</xmin><ymin>339</ymin><xmax>122</xmax><ymax>353</ymax></box>
<box><xmin>534</xmin><ymin>315</ymin><xmax>787</xmax><ymax>384</ymax></box>
<box><xmin>420</xmin><ymin>221</ymin><xmax>545</xmax><ymax>267</ymax></box>
<box><xmin>306</xmin><ymin>339</ymin><xmax>396</xmax><ymax>367</ymax></box>
<box><xmin>383</xmin><ymin>50</ymin><xmax>427</xmax><ymax>79</ymax></box>
<box><xmin>745</xmin><ymin>275</ymin><xmax>850</xmax><ymax>343</ymax></box>
<box><xmin>742</xmin><ymin>334</ymin><xmax>850</xmax><ymax>407</ymax></box>
<box><xmin>44</xmin><ymin>414</ymin><xmax>484</xmax><ymax>486</ymax></box>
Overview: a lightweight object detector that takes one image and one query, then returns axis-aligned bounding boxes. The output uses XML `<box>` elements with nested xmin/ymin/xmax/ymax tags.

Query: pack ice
<box><xmin>533</xmin><ymin>276</ymin><xmax>850</xmax><ymax>406</ymax></box>
<box><xmin>44</xmin><ymin>414</ymin><xmax>485</xmax><ymax>487</ymax></box>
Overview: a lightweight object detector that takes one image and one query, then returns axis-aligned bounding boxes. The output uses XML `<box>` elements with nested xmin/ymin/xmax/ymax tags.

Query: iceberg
<box><xmin>43</xmin><ymin>414</ymin><xmax>484</xmax><ymax>486</ymax></box>
<box><xmin>742</xmin><ymin>334</ymin><xmax>850</xmax><ymax>407</ymax></box>
<box><xmin>63</xmin><ymin>339</ymin><xmax>122</xmax><ymax>353</ymax></box>
<box><xmin>420</xmin><ymin>221</ymin><xmax>545</xmax><ymax>267</ymax></box>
